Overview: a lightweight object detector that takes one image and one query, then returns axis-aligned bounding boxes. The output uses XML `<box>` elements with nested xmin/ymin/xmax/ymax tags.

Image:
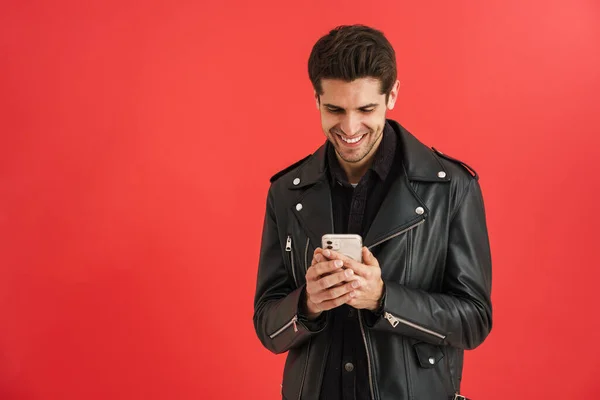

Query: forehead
<box><xmin>320</xmin><ymin>78</ymin><xmax>384</xmax><ymax>106</ymax></box>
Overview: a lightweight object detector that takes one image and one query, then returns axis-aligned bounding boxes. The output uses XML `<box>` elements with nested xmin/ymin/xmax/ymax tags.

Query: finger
<box><xmin>311</xmin><ymin>252</ymin><xmax>325</xmax><ymax>266</ymax></box>
<box><xmin>317</xmin><ymin>268</ymin><xmax>356</xmax><ymax>291</ymax></box>
<box><xmin>329</xmin><ymin>272</ymin><xmax>364</xmax><ymax>289</ymax></box>
<box><xmin>307</xmin><ymin>268</ymin><xmax>349</xmax><ymax>295</ymax></box>
<box><xmin>325</xmin><ymin>250</ymin><xmax>373</xmax><ymax>277</ymax></box>
<box><xmin>313</xmin><ymin>259</ymin><xmax>344</xmax><ymax>277</ymax></box>
<box><xmin>312</xmin><ymin>248</ymin><xmax>324</xmax><ymax>265</ymax></box>
<box><xmin>306</xmin><ymin>271</ymin><xmax>345</xmax><ymax>301</ymax></box>
<box><xmin>362</xmin><ymin>247</ymin><xmax>379</xmax><ymax>266</ymax></box>
<box><xmin>310</xmin><ymin>274</ymin><xmax>362</xmax><ymax>301</ymax></box>
<box><xmin>317</xmin><ymin>288</ymin><xmax>358</xmax><ymax>311</ymax></box>
<box><xmin>321</xmin><ymin>249</ymin><xmax>334</xmax><ymax>259</ymax></box>
<box><xmin>322</xmin><ymin>249</ymin><xmax>357</xmax><ymax>264</ymax></box>
<box><xmin>311</xmin><ymin>279</ymin><xmax>351</xmax><ymax>302</ymax></box>
<box><xmin>306</xmin><ymin>259</ymin><xmax>343</xmax><ymax>284</ymax></box>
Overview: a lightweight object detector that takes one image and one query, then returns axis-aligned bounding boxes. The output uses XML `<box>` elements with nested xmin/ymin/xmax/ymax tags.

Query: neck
<box><xmin>337</xmin><ymin>154</ymin><xmax>374</xmax><ymax>185</ymax></box>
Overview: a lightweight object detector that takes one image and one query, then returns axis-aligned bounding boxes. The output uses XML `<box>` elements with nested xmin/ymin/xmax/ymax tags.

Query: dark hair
<box><xmin>308</xmin><ymin>25</ymin><xmax>397</xmax><ymax>100</ymax></box>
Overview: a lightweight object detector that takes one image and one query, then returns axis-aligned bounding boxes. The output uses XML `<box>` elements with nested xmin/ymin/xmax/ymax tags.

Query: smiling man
<box><xmin>253</xmin><ymin>25</ymin><xmax>493</xmax><ymax>400</ymax></box>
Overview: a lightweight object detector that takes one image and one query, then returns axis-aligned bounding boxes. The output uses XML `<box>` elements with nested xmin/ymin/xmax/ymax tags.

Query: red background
<box><xmin>1</xmin><ymin>1</ymin><xmax>599</xmax><ymax>399</ymax></box>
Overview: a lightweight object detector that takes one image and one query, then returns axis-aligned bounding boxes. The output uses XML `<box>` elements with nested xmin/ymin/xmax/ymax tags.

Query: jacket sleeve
<box><xmin>367</xmin><ymin>178</ymin><xmax>493</xmax><ymax>350</ymax></box>
<box><xmin>253</xmin><ymin>187</ymin><xmax>327</xmax><ymax>354</ymax></box>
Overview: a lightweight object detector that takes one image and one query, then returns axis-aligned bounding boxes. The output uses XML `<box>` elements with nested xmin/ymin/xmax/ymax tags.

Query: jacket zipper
<box><xmin>358</xmin><ymin>311</ymin><xmax>376</xmax><ymax>400</ymax></box>
<box><xmin>383</xmin><ymin>312</ymin><xmax>446</xmax><ymax>340</ymax></box>
<box><xmin>296</xmin><ymin>238</ymin><xmax>312</xmax><ymax>400</ymax></box>
<box><xmin>297</xmin><ymin>339</ymin><xmax>311</xmax><ymax>400</ymax></box>
<box><xmin>286</xmin><ymin>235</ymin><xmax>299</xmax><ymax>287</ymax></box>
<box><xmin>304</xmin><ymin>238</ymin><xmax>310</xmax><ymax>274</ymax></box>
<box><xmin>269</xmin><ymin>314</ymin><xmax>298</xmax><ymax>339</ymax></box>
<box><xmin>366</xmin><ymin>219</ymin><xmax>426</xmax><ymax>250</ymax></box>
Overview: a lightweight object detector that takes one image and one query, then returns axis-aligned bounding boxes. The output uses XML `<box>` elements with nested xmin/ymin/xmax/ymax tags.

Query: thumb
<box><xmin>362</xmin><ymin>247</ymin><xmax>373</xmax><ymax>264</ymax></box>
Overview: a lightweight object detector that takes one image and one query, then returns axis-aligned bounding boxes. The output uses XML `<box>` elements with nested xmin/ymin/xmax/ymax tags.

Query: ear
<box><xmin>387</xmin><ymin>80</ymin><xmax>400</xmax><ymax>110</ymax></box>
<box><xmin>314</xmin><ymin>90</ymin><xmax>320</xmax><ymax>110</ymax></box>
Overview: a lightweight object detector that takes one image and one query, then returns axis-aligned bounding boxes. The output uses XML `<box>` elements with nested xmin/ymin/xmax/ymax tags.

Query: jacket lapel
<box><xmin>287</xmin><ymin>145</ymin><xmax>335</xmax><ymax>249</ymax></box>
<box><xmin>363</xmin><ymin>166</ymin><xmax>427</xmax><ymax>248</ymax></box>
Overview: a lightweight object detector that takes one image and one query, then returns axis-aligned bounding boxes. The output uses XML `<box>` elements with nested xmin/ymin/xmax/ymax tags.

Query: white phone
<box><xmin>321</xmin><ymin>234</ymin><xmax>363</xmax><ymax>263</ymax></box>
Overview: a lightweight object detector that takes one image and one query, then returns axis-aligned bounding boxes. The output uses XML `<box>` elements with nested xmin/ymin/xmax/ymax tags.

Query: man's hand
<box><xmin>315</xmin><ymin>247</ymin><xmax>384</xmax><ymax>311</ymax></box>
<box><xmin>303</xmin><ymin>248</ymin><xmax>362</xmax><ymax>319</ymax></box>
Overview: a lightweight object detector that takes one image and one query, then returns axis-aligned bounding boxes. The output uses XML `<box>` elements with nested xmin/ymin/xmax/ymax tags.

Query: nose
<box><xmin>340</xmin><ymin>113</ymin><xmax>362</xmax><ymax>137</ymax></box>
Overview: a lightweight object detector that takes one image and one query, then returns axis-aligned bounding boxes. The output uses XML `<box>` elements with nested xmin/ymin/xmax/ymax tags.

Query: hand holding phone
<box><xmin>302</xmin><ymin>234</ymin><xmax>365</xmax><ymax>319</ymax></box>
<box><xmin>310</xmin><ymin>234</ymin><xmax>385</xmax><ymax>313</ymax></box>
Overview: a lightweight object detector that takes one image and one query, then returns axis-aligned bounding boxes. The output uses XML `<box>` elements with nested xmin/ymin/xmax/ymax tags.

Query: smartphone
<box><xmin>321</xmin><ymin>234</ymin><xmax>363</xmax><ymax>263</ymax></box>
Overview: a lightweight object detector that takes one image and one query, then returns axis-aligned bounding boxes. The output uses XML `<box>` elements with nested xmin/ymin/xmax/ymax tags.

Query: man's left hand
<box><xmin>314</xmin><ymin>247</ymin><xmax>384</xmax><ymax>311</ymax></box>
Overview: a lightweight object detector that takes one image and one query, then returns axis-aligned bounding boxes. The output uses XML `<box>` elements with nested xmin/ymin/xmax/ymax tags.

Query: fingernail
<box><xmin>323</xmin><ymin>250</ymin><xmax>331</xmax><ymax>257</ymax></box>
<box><xmin>352</xmin><ymin>280</ymin><xmax>360</xmax><ymax>288</ymax></box>
<box><xmin>350</xmin><ymin>291</ymin><xmax>356</xmax><ymax>297</ymax></box>
<box><xmin>315</xmin><ymin>254</ymin><xmax>322</xmax><ymax>262</ymax></box>
<box><xmin>345</xmin><ymin>269</ymin><xmax>354</xmax><ymax>278</ymax></box>
<box><xmin>334</xmin><ymin>260</ymin><xmax>343</xmax><ymax>268</ymax></box>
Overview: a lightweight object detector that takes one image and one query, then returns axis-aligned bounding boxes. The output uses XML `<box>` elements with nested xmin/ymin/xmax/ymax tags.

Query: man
<box><xmin>253</xmin><ymin>24</ymin><xmax>492</xmax><ymax>400</ymax></box>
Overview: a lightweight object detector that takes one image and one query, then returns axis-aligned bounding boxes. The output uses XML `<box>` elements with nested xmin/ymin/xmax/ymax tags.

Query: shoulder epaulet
<box><xmin>269</xmin><ymin>154</ymin><xmax>311</xmax><ymax>183</ymax></box>
<box><xmin>431</xmin><ymin>147</ymin><xmax>479</xmax><ymax>180</ymax></box>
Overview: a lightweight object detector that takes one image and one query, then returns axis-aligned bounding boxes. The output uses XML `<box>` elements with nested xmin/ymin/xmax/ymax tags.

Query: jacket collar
<box><xmin>288</xmin><ymin>119</ymin><xmax>450</xmax><ymax>190</ymax></box>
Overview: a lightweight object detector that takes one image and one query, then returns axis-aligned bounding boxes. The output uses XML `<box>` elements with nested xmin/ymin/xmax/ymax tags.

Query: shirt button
<box><xmin>428</xmin><ymin>357</ymin><xmax>435</xmax><ymax>365</ymax></box>
<box><xmin>437</xmin><ymin>171</ymin><xmax>446</xmax><ymax>179</ymax></box>
<box><xmin>293</xmin><ymin>178</ymin><xmax>300</xmax><ymax>185</ymax></box>
<box><xmin>347</xmin><ymin>309</ymin><xmax>355</xmax><ymax>317</ymax></box>
<box><xmin>415</xmin><ymin>207</ymin><xmax>424</xmax><ymax>215</ymax></box>
<box><xmin>344</xmin><ymin>362</ymin><xmax>354</xmax><ymax>372</ymax></box>
<box><xmin>296</xmin><ymin>203</ymin><xmax>303</xmax><ymax>211</ymax></box>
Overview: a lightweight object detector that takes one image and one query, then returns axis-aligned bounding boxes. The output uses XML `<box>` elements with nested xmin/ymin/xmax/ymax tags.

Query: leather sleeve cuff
<box><xmin>297</xmin><ymin>286</ymin><xmax>327</xmax><ymax>331</ymax></box>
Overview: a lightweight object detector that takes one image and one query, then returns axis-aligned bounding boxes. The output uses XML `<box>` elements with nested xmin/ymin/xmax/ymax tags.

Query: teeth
<box><xmin>340</xmin><ymin>135</ymin><xmax>363</xmax><ymax>144</ymax></box>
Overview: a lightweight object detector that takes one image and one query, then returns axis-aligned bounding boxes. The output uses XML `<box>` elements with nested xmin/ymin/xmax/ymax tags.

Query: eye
<box><xmin>327</xmin><ymin>108</ymin><xmax>343</xmax><ymax>114</ymax></box>
<box><xmin>360</xmin><ymin>108</ymin><xmax>375</xmax><ymax>113</ymax></box>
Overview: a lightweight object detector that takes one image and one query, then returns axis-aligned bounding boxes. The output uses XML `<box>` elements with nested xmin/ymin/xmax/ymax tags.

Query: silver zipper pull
<box><xmin>285</xmin><ymin>236</ymin><xmax>292</xmax><ymax>252</ymax></box>
<box><xmin>293</xmin><ymin>316</ymin><xmax>298</xmax><ymax>332</ymax></box>
<box><xmin>384</xmin><ymin>312</ymin><xmax>400</xmax><ymax>328</ymax></box>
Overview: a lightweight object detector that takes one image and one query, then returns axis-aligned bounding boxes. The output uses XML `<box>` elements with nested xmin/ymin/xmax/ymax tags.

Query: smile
<box><xmin>338</xmin><ymin>134</ymin><xmax>365</xmax><ymax>144</ymax></box>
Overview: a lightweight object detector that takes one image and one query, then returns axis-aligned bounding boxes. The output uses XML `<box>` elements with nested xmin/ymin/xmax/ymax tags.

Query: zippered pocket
<box><xmin>384</xmin><ymin>311</ymin><xmax>446</xmax><ymax>341</ymax></box>
<box><xmin>285</xmin><ymin>235</ymin><xmax>299</xmax><ymax>287</ymax></box>
<box><xmin>269</xmin><ymin>315</ymin><xmax>299</xmax><ymax>339</ymax></box>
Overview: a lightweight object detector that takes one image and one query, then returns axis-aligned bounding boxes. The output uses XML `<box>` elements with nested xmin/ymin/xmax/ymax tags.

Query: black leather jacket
<box><xmin>253</xmin><ymin>120</ymin><xmax>493</xmax><ymax>400</ymax></box>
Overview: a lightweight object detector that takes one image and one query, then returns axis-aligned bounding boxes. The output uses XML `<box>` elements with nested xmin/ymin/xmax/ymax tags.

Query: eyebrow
<box><xmin>323</xmin><ymin>103</ymin><xmax>379</xmax><ymax>111</ymax></box>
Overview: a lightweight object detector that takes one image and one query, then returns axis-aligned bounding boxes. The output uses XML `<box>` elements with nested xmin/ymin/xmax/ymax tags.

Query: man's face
<box><xmin>316</xmin><ymin>77</ymin><xmax>398</xmax><ymax>165</ymax></box>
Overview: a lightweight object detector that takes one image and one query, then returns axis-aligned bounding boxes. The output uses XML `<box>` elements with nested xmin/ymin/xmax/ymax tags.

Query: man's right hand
<box><xmin>304</xmin><ymin>248</ymin><xmax>361</xmax><ymax>319</ymax></box>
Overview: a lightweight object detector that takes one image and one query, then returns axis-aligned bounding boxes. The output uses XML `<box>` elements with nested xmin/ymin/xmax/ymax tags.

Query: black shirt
<box><xmin>319</xmin><ymin>122</ymin><xmax>399</xmax><ymax>400</ymax></box>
